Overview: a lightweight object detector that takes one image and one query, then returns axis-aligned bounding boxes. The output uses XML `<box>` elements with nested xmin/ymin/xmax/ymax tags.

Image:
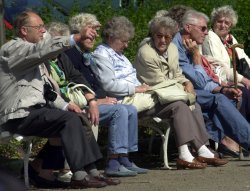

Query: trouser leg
<box><xmin>2</xmin><ymin>107</ymin><xmax>102</xmax><ymax>173</ymax></box>
<box><xmin>99</xmin><ymin>104</ymin><xmax>129</xmax><ymax>154</ymax></box>
<box><xmin>122</xmin><ymin>104</ymin><xmax>138</xmax><ymax>153</ymax></box>
<box><xmin>155</xmin><ymin>101</ymin><xmax>208</xmax><ymax>148</ymax></box>
<box><xmin>196</xmin><ymin>90</ymin><xmax>250</xmax><ymax>149</ymax></box>
<box><xmin>37</xmin><ymin>141</ymin><xmax>65</xmax><ymax>170</ymax></box>
<box><xmin>190</xmin><ymin>103</ymin><xmax>210</xmax><ymax>149</ymax></box>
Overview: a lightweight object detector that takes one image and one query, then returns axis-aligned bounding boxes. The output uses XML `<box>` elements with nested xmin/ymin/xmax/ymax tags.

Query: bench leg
<box><xmin>162</xmin><ymin>126</ymin><xmax>172</xmax><ymax>169</ymax></box>
<box><xmin>23</xmin><ymin>140</ymin><xmax>32</xmax><ymax>189</ymax></box>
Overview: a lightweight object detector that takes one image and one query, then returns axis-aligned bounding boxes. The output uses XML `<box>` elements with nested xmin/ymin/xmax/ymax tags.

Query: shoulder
<box><xmin>94</xmin><ymin>44</ymin><xmax>111</xmax><ymax>58</ymax></box>
<box><xmin>137</xmin><ymin>39</ymin><xmax>157</xmax><ymax>60</ymax></box>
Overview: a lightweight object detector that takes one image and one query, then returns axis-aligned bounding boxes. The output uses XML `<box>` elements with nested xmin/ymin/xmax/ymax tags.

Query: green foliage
<box><xmin>0</xmin><ymin>138</ymin><xmax>47</xmax><ymax>159</ymax></box>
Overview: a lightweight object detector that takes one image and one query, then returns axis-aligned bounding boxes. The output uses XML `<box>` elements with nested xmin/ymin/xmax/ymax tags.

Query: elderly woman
<box><xmin>202</xmin><ymin>5</ymin><xmax>250</xmax><ymax>88</ymax></box>
<box><xmin>64</xmin><ymin>13</ymin><xmax>148</xmax><ymax>177</ymax></box>
<box><xmin>92</xmin><ymin>16</ymin><xmax>227</xmax><ymax>169</ymax></box>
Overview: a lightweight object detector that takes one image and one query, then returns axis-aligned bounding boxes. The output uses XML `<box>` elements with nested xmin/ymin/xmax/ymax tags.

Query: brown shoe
<box><xmin>71</xmin><ymin>175</ymin><xmax>107</xmax><ymax>188</ymax></box>
<box><xmin>196</xmin><ymin>156</ymin><xmax>228</xmax><ymax>166</ymax></box>
<box><xmin>94</xmin><ymin>174</ymin><xmax>121</xmax><ymax>185</ymax></box>
<box><xmin>176</xmin><ymin>159</ymin><xmax>207</xmax><ymax>170</ymax></box>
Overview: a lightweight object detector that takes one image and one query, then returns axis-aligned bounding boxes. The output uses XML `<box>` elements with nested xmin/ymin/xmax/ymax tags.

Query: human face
<box><xmin>213</xmin><ymin>17</ymin><xmax>232</xmax><ymax>39</ymax></box>
<box><xmin>21</xmin><ymin>13</ymin><xmax>46</xmax><ymax>43</ymax></box>
<box><xmin>80</xmin><ymin>25</ymin><xmax>99</xmax><ymax>50</ymax></box>
<box><xmin>186</xmin><ymin>18</ymin><xmax>208</xmax><ymax>45</ymax></box>
<box><xmin>108</xmin><ymin>36</ymin><xmax>129</xmax><ymax>54</ymax></box>
<box><xmin>152</xmin><ymin>27</ymin><xmax>172</xmax><ymax>55</ymax></box>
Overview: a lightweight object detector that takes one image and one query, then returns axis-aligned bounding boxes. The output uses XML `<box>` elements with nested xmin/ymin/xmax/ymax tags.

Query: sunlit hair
<box><xmin>148</xmin><ymin>10</ymin><xmax>169</xmax><ymax>27</ymax></box>
<box><xmin>181</xmin><ymin>10</ymin><xmax>209</xmax><ymax>31</ymax></box>
<box><xmin>13</xmin><ymin>9</ymin><xmax>36</xmax><ymax>36</ymax></box>
<box><xmin>149</xmin><ymin>16</ymin><xmax>178</xmax><ymax>37</ymax></box>
<box><xmin>211</xmin><ymin>5</ymin><xmax>238</xmax><ymax>28</ymax></box>
<box><xmin>46</xmin><ymin>22</ymin><xmax>70</xmax><ymax>36</ymax></box>
<box><xmin>167</xmin><ymin>5</ymin><xmax>194</xmax><ymax>27</ymax></box>
<box><xmin>69</xmin><ymin>13</ymin><xmax>100</xmax><ymax>34</ymax></box>
<box><xmin>101</xmin><ymin>16</ymin><xmax>135</xmax><ymax>42</ymax></box>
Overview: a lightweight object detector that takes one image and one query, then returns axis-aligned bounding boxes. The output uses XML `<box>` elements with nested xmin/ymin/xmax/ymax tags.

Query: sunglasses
<box><xmin>189</xmin><ymin>24</ymin><xmax>208</xmax><ymax>32</ymax></box>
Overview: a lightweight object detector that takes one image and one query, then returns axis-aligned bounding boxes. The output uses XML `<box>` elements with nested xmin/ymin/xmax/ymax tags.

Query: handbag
<box><xmin>64</xmin><ymin>82</ymin><xmax>95</xmax><ymax>109</ymax></box>
<box><xmin>150</xmin><ymin>81</ymin><xmax>196</xmax><ymax>106</ymax></box>
<box><xmin>121</xmin><ymin>92</ymin><xmax>158</xmax><ymax>112</ymax></box>
<box><xmin>236</xmin><ymin>58</ymin><xmax>250</xmax><ymax>80</ymax></box>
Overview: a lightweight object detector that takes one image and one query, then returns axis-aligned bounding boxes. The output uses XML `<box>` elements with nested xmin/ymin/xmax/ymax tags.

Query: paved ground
<box><xmin>2</xmin><ymin>142</ymin><xmax>250</xmax><ymax>191</ymax></box>
<box><xmin>30</xmin><ymin>157</ymin><xmax>250</xmax><ymax>191</ymax></box>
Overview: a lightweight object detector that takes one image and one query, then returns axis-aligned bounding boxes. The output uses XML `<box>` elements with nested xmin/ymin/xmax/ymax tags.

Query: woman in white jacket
<box><xmin>202</xmin><ymin>5</ymin><xmax>250</xmax><ymax>89</ymax></box>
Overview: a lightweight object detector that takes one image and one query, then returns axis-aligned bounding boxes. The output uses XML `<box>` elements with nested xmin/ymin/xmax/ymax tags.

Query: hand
<box><xmin>80</xmin><ymin>25</ymin><xmax>99</xmax><ymax>41</ymax></box>
<box><xmin>87</xmin><ymin>100</ymin><xmax>99</xmax><ymax>126</ymax></box>
<box><xmin>183</xmin><ymin>81</ymin><xmax>196</xmax><ymax>95</ymax></box>
<box><xmin>97</xmin><ymin>97</ymin><xmax>118</xmax><ymax>105</ymax></box>
<box><xmin>241</xmin><ymin>77</ymin><xmax>250</xmax><ymax>89</ymax></box>
<box><xmin>135</xmin><ymin>83</ymin><xmax>150</xmax><ymax>93</ymax></box>
<box><xmin>67</xmin><ymin>101</ymin><xmax>82</xmax><ymax>113</ymax></box>
<box><xmin>222</xmin><ymin>87</ymin><xmax>242</xmax><ymax>101</ymax></box>
<box><xmin>183</xmin><ymin>38</ymin><xmax>199</xmax><ymax>55</ymax></box>
<box><xmin>183</xmin><ymin>38</ymin><xmax>202</xmax><ymax>65</ymax></box>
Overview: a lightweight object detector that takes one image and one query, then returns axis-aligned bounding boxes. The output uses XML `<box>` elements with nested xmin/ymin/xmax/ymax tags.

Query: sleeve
<box><xmin>176</xmin><ymin>41</ymin><xmax>219</xmax><ymax>91</ymax></box>
<box><xmin>91</xmin><ymin>53</ymin><xmax>135</xmax><ymax>97</ymax></box>
<box><xmin>6</xmin><ymin>36</ymin><xmax>72</xmax><ymax>76</ymax></box>
<box><xmin>168</xmin><ymin>44</ymin><xmax>189</xmax><ymax>84</ymax></box>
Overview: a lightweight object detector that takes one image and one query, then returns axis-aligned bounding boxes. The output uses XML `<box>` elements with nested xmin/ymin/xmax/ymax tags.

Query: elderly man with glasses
<box><xmin>172</xmin><ymin>10</ymin><xmax>250</xmax><ymax>153</ymax></box>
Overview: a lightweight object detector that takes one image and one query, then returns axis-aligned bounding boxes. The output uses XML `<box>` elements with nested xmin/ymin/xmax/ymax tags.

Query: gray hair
<box><xmin>101</xmin><ymin>16</ymin><xmax>135</xmax><ymax>42</ymax></box>
<box><xmin>148</xmin><ymin>10</ymin><xmax>169</xmax><ymax>27</ymax></box>
<box><xmin>69</xmin><ymin>13</ymin><xmax>100</xmax><ymax>34</ymax></box>
<box><xmin>211</xmin><ymin>5</ymin><xmax>238</xmax><ymax>27</ymax></box>
<box><xmin>181</xmin><ymin>10</ymin><xmax>209</xmax><ymax>30</ymax></box>
<box><xmin>154</xmin><ymin>10</ymin><xmax>169</xmax><ymax>18</ymax></box>
<box><xmin>46</xmin><ymin>22</ymin><xmax>70</xmax><ymax>36</ymax></box>
<box><xmin>149</xmin><ymin>16</ymin><xmax>178</xmax><ymax>37</ymax></box>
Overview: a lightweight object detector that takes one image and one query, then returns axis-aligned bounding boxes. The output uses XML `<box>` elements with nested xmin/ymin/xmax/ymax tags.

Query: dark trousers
<box><xmin>2</xmin><ymin>107</ymin><xmax>102</xmax><ymax>173</ymax></box>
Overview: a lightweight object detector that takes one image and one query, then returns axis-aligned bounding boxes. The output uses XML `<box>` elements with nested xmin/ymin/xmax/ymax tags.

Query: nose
<box><xmin>40</xmin><ymin>27</ymin><xmax>46</xmax><ymax>33</ymax></box>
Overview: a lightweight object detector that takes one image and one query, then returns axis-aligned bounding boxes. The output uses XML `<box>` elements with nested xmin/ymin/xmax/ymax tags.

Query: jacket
<box><xmin>202</xmin><ymin>30</ymin><xmax>250</xmax><ymax>82</ymax></box>
<box><xmin>134</xmin><ymin>38</ymin><xmax>189</xmax><ymax>86</ymax></box>
<box><xmin>0</xmin><ymin>36</ymin><xmax>71</xmax><ymax>125</ymax></box>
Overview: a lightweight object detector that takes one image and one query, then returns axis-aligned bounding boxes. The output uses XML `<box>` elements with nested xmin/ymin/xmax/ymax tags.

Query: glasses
<box><xmin>189</xmin><ymin>24</ymin><xmax>208</xmax><ymax>32</ymax></box>
<box><xmin>155</xmin><ymin>34</ymin><xmax>173</xmax><ymax>42</ymax></box>
<box><xmin>120</xmin><ymin>39</ymin><xmax>130</xmax><ymax>45</ymax></box>
<box><xmin>24</xmin><ymin>24</ymin><xmax>45</xmax><ymax>31</ymax></box>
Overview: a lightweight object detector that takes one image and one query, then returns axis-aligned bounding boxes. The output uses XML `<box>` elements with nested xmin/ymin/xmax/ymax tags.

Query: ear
<box><xmin>184</xmin><ymin>24</ymin><xmax>192</xmax><ymax>33</ymax></box>
<box><xmin>20</xmin><ymin>26</ymin><xmax>28</xmax><ymax>36</ymax></box>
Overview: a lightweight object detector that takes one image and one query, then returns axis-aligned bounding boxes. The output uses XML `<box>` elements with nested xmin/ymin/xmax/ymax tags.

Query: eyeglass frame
<box><xmin>23</xmin><ymin>24</ymin><xmax>45</xmax><ymax>31</ymax></box>
<box><xmin>188</xmin><ymin>23</ymin><xmax>208</xmax><ymax>33</ymax></box>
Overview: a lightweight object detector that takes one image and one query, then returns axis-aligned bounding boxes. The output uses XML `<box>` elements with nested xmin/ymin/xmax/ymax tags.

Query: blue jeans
<box><xmin>98</xmin><ymin>104</ymin><xmax>138</xmax><ymax>154</ymax></box>
<box><xmin>196</xmin><ymin>89</ymin><xmax>250</xmax><ymax>149</ymax></box>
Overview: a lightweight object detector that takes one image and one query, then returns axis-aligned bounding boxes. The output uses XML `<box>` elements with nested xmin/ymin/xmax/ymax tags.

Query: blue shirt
<box><xmin>172</xmin><ymin>32</ymin><xmax>219</xmax><ymax>92</ymax></box>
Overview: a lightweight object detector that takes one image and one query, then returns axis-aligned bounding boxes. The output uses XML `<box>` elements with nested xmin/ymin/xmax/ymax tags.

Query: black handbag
<box><xmin>236</xmin><ymin>58</ymin><xmax>250</xmax><ymax>79</ymax></box>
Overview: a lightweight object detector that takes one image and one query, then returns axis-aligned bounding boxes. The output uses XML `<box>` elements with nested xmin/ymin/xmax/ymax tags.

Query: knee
<box><xmin>172</xmin><ymin>101</ymin><xmax>190</xmax><ymax>112</ymax></box>
<box><xmin>126</xmin><ymin>105</ymin><xmax>138</xmax><ymax>115</ymax></box>
<box><xmin>214</xmin><ymin>94</ymin><xmax>230</xmax><ymax>105</ymax></box>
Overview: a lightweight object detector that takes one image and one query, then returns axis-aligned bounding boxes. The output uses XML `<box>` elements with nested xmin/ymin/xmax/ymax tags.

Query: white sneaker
<box><xmin>56</xmin><ymin>171</ymin><xmax>73</xmax><ymax>182</ymax></box>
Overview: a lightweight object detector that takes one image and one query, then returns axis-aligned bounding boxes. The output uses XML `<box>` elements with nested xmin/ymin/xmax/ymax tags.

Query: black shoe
<box><xmin>33</xmin><ymin>175</ymin><xmax>70</xmax><ymax>188</ymax></box>
<box><xmin>218</xmin><ymin>144</ymin><xmax>239</xmax><ymax>158</ymax></box>
<box><xmin>218</xmin><ymin>144</ymin><xmax>250</xmax><ymax>158</ymax></box>
<box><xmin>21</xmin><ymin>164</ymin><xmax>70</xmax><ymax>188</ymax></box>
